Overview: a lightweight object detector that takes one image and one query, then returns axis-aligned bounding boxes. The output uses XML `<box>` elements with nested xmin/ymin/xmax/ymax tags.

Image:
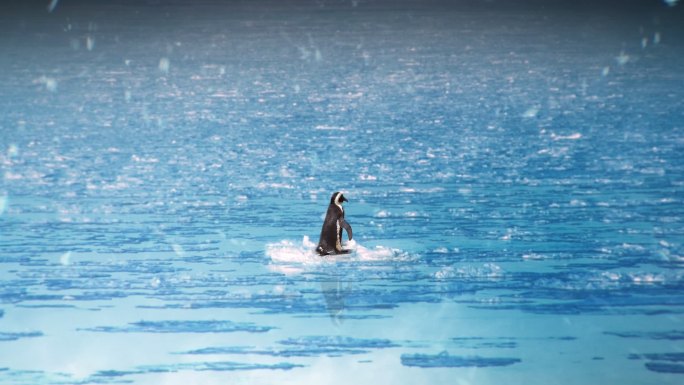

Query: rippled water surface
<box><xmin>1</xmin><ymin>1</ymin><xmax>684</xmax><ymax>384</ymax></box>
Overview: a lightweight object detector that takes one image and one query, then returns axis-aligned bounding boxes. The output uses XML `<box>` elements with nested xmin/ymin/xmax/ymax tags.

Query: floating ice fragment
<box><xmin>86</xmin><ymin>35</ymin><xmax>95</xmax><ymax>51</ymax></box>
<box><xmin>35</xmin><ymin>76</ymin><xmax>58</xmax><ymax>92</ymax></box>
<box><xmin>172</xmin><ymin>244</ymin><xmax>185</xmax><ymax>257</ymax></box>
<box><xmin>266</xmin><ymin>237</ymin><xmax>411</xmax><ymax>275</ymax></box>
<box><xmin>314</xmin><ymin>125</ymin><xmax>349</xmax><ymax>131</ymax></box>
<box><xmin>150</xmin><ymin>276</ymin><xmax>161</xmax><ymax>288</ymax></box>
<box><xmin>551</xmin><ymin>132</ymin><xmax>582</xmax><ymax>141</ymax></box>
<box><xmin>45</xmin><ymin>78</ymin><xmax>58</xmax><ymax>92</ymax></box>
<box><xmin>602</xmin><ymin>66</ymin><xmax>610</xmax><ymax>76</ymax></box>
<box><xmin>297</xmin><ymin>46</ymin><xmax>311</xmax><ymax>60</ymax></box>
<box><xmin>602</xmin><ymin>272</ymin><xmax>621</xmax><ymax>281</ymax></box>
<box><xmin>641</xmin><ymin>37</ymin><xmax>648</xmax><ymax>49</ymax></box>
<box><xmin>615</xmin><ymin>51</ymin><xmax>630</xmax><ymax>66</ymax></box>
<box><xmin>7</xmin><ymin>144</ymin><xmax>18</xmax><ymax>158</ymax></box>
<box><xmin>522</xmin><ymin>106</ymin><xmax>539</xmax><ymax>118</ymax></box>
<box><xmin>47</xmin><ymin>0</ymin><xmax>59</xmax><ymax>12</ymax></box>
<box><xmin>374</xmin><ymin>210</ymin><xmax>390</xmax><ymax>218</ymax></box>
<box><xmin>653</xmin><ymin>32</ymin><xmax>661</xmax><ymax>44</ymax></box>
<box><xmin>131</xmin><ymin>154</ymin><xmax>158</xmax><ymax>163</ymax></box>
<box><xmin>59</xmin><ymin>251</ymin><xmax>71</xmax><ymax>266</ymax></box>
<box><xmin>159</xmin><ymin>57</ymin><xmax>170</xmax><ymax>73</ymax></box>
<box><xmin>663</xmin><ymin>0</ymin><xmax>679</xmax><ymax>7</ymax></box>
<box><xmin>359</xmin><ymin>174</ymin><xmax>377</xmax><ymax>181</ymax></box>
<box><xmin>4</xmin><ymin>171</ymin><xmax>23</xmax><ymax>180</ymax></box>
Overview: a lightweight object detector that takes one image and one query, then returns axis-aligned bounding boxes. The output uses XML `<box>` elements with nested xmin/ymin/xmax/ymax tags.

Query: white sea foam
<box><xmin>265</xmin><ymin>236</ymin><xmax>410</xmax><ymax>274</ymax></box>
<box><xmin>314</xmin><ymin>125</ymin><xmax>350</xmax><ymax>131</ymax></box>
<box><xmin>551</xmin><ymin>132</ymin><xmax>582</xmax><ymax>141</ymax></box>
<box><xmin>434</xmin><ymin>263</ymin><xmax>504</xmax><ymax>280</ymax></box>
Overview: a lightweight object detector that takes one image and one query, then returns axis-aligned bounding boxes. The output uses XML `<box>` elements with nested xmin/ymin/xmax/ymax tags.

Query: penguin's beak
<box><xmin>341</xmin><ymin>196</ymin><xmax>348</xmax><ymax>203</ymax></box>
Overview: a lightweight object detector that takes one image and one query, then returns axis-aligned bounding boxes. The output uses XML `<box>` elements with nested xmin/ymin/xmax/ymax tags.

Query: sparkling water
<box><xmin>1</xmin><ymin>1</ymin><xmax>683</xmax><ymax>384</ymax></box>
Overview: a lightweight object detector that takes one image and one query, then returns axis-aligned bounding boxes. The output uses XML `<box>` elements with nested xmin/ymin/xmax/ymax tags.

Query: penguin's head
<box><xmin>331</xmin><ymin>191</ymin><xmax>348</xmax><ymax>205</ymax></box>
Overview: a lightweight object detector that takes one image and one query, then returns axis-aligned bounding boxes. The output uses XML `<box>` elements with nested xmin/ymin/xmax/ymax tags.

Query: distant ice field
<box><xmin>1</xmin><ymin>1</ymin><xmax>683</xmax><ymax>384</ymax></box>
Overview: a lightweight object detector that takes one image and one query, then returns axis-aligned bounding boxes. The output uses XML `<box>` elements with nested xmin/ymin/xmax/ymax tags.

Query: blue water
<box><xmin>1</xmin><ymin>1</ymin><xmax>683</xmax><ymax>384</ymax></box>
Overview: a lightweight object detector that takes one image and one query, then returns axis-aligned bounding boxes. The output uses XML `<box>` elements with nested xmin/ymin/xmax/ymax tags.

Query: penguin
<box><xmin>316</xmin><ymin>191</ymin><xmax>353</xmax><ymax>256</ymax></box>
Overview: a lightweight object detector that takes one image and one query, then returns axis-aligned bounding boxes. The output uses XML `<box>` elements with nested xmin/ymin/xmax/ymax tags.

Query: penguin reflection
<box><xmin>321</xmin><ymin>274</ymin><xmax>353</xmax><ymax>326</ymax></box>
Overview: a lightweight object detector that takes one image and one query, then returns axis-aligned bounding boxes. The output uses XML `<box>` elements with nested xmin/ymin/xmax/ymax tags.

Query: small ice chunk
<box><xmin>47</xmin><ymin>0</ymin><xmax>59</xmax><ymax>12</ymax></box>
<box><xmin>663</xmin><ymin>0</ymin><xmax>679</xmax><ymax>7</ymax></box>
<box><xmin>172</xmin><ymin>244</ymin><xmax>185</xmax><ymax>256</ymax></box>
<box><xmin>359</xmin><ymin>174</ymin><xmax>377</xmax><ymax>181</ymax></box>
<box><xmin>653</xmin><ymin>32</ymin><xmax>661</xmax><ymax>44</ymax></box>
<box><xmin>8</xmin><ymin>144</ymin><xmax>19</xmax><ymax>158</ymax></box>
<box><xmin>601</xmin><ymin>66</ymin><xmax>610</xmax><ymax>76</ymax></box>
<box><xmin>374</xmin><ymin>210</ymin><xmax>390</xmax><ymax>218</ymax></box>
<box><xmin>159</xmin><ymin>57</ymin><xmax>170</xmax><ymax>73</ymax></box>
<box><xmin>615</xmin><ymin>51</ymin><xmax>630</xmax><ymax>66</ymax></box>
<box><xmin>60</xmin><ymin>251</ymin><xmax>72</xmax><ymax>266</ymax></box>
<box><xmin>86</xmin><ymin>35</ymin><xmax>95</xmax><ymax>51</ymax></box>
<box><xmin>45</xmin><ymin>78</ymin><xmax>57</xmax><ymax>92</ymax></box>
<box><xmin>522</xmin><ymin>106</ymin><xmax>539</xmax><ymax>118</ymax></box>
<box><xmin>551</xmin><ymin>132</ymin><xmax>582</xmax><ymax>141</ymax></box>
<box><xmin>35</xmin><ymin>76</ymin><xmax>58</xmax><ymax>92</ymax></box>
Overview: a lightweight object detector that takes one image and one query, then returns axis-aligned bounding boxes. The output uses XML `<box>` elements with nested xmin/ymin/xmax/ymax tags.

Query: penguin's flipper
<box><xmin>316</xmin><ymin>246</ymin><xmax>330</xmax><ymax>256</ymax></box>
<box><xmin>339</xmin><ymin>218</ymin><xmax>353</xmax><ymax>240</ymax></box>
<box><xmin>337</xmin><ymin>249</ymin><xmax>352</xmax><ymax>254</ymax></box>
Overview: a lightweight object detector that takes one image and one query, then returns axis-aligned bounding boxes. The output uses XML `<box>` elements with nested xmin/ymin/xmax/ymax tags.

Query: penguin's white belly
<box><xmin>335</xmin><ymin>220</ymin><xmax>341</xmax><ymax>251</ymax></box>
